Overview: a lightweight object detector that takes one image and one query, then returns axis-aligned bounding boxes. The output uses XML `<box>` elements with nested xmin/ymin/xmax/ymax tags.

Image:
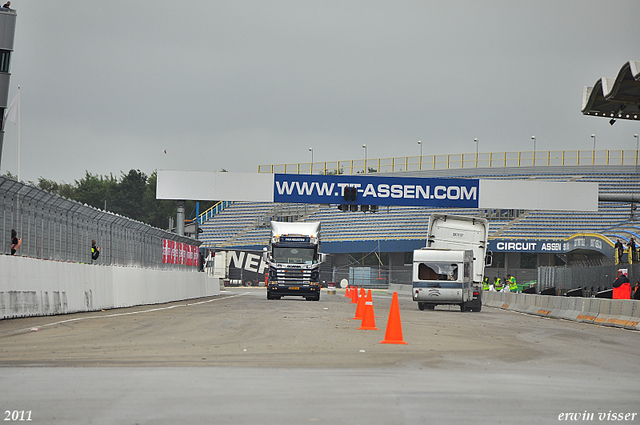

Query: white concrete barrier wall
<box><xmin>482</xmin><ymin>291</ymin><xmax>640</xmax><ymax>331</ymax></box>
<box><xmin>0</xmin><ymin>256</ymin><xmax>220</xmax><ymax>319</ymax></box>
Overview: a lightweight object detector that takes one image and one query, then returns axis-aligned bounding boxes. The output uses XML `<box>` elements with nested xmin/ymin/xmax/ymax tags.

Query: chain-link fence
<box><xmin>538</xmin><ymin>264</ymin><xmax>639</xmax><ymax>295</ymax></box>
<box><xmin>325</xmin><ymin>264</ymin><xmax>413</xmax><ymax>288</ymax></box>
<box><xmin>1</xmin><ymin>176</ymin><xmax>199</xmax><ymax>269</ymax></box>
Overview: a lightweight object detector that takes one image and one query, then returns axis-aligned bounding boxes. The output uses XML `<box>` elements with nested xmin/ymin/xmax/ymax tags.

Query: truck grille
<box><xmin>272</xmin><ymin>267</ymin><xmax>314</xmax><ymax>284</ymax></box>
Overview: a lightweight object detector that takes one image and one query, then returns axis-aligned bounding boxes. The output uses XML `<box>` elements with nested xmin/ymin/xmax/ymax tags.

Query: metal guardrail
<box><xmin>199</xmin><ymin>200</ymin><xmax>232</xmax><ymax>223</ymax></box>
<box><xmin>1</xmin><ymin>176</ymin><xmax>199</xmax><ymax>269</ymax></box>
<box><xmin>258</xmin><ymin>149</ymin><xmax>640</xmax><ymax>175</ymax></box>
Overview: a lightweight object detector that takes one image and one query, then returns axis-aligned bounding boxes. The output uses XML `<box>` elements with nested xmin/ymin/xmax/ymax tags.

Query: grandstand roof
<box><xmin>581</xmin><ymin>60</ymin><xmax>640</xmax><ymax>121</ymax></box>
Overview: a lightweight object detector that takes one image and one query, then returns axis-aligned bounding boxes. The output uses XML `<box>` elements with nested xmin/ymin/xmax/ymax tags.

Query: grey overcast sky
<box><xmin>1</xmin><ymin>0</ymin><xmax>639</xmax><ymax>183</ymax></box>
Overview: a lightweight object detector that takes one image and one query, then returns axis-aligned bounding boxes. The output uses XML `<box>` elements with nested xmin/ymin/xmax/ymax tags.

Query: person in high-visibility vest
<box><xmin>494</xmin><ymin>277</ymin><xmax>503</xmax><ymax>292</ymax></box>
<box><xmin>507</xmin><ymin>274</ymin><xmax>517</xmax><ymax>292</ymax></box>
<box><xmin>482</xmin><ymin>276</ymin><xmax>490</xmax><ymax>291</ymax></box>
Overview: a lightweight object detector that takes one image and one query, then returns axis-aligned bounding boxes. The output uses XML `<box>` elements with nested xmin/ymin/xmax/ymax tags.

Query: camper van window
<box><xmin>418</xmin><ymin>262</ymin><xmax>459</xmax><ymax>281</ymax></box>
<box><xmin>450</xmin><ymin>264</ymin><xmax>458</xmax><ymax>280</ymax></box>
<box><xmin>418</xmin><ymin>263</ymin><xmax>439</xmax><ymax>280</ymax></box>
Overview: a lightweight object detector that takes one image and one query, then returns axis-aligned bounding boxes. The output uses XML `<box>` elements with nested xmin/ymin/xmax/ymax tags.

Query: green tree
<box><xmin>32</xmin><ymin>169</ymin><xmax>221</xmax><ymax>230</ymax></box>
<box><xmin>325</xmin><ymin>168</ymin><xmax>344</xmax><ymax>175</ymax></box>
<box><xmin>111</xmin><ymin>169</ymin><xmax>148</xmax><ymax>221</ymax></box>
<box><xmin>37</xmin><ymin>177</ymin><xmax>76</xmax><ymax>198</ymax></box>
<box><xmin>74</xmin><ymin>172</ymin><xmax>117</xmax><ymax>210</ymax></box>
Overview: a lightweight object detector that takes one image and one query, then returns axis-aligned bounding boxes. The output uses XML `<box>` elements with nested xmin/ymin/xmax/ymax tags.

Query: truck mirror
<box><xmin>485</xmin><ymin>251</ymin><xmax>493</xmax><ymax>267</ymax></box>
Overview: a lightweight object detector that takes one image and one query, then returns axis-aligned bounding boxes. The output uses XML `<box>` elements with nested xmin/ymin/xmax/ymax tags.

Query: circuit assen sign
<box><xmin>489</xmin><ymin>239</ymin><xmax>564</xmax><ymax>253</ymax></box>
<box><xmin>274</xmin><ymin>174</ymin><xmax>479</xmax><ymax>208</ymax></box>
<box><xmin>488</xmin><ymin>235</ymin><xmax>613</xmax><ymax>255</ymax></box>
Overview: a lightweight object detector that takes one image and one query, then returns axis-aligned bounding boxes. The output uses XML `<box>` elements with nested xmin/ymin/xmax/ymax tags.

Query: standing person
<box><xmin>10</xmin><ymin>229</ymin><xmax>21</xmax><ymax>255</ymax></box>
<box><xmin>482</xmin><ymin>276</ymin><xmax>490</xmax><ymax>291</ymax></box>
<box><xmin>633</xmin><ymin>281</ymin><xmax>640</xmax><ymax>301</ymax></box>
<box><xmin>614</xmin><ymin>239</ymin><xmax>624</xmax><ymax>264</ymax></box>
<box><xmin>612</xmin><ymin>269</ymin><xmax>631</xmax><ymax>300</ymax></box>
<box><xmin>493</xmin><ymin>276</ymin><xmax>503</xmax><ymax>292</ymax></box>
<box><xmin>198</xmin><ymin>250</ymin><xmax>205</xmax><ymax>272</ymax></box>
<box><xmin>628</xmin><ymin>237</ymin><xmax>637</xmax><ymax>264</ymax></box>
<box><xmin>507</xmin><ymin>274</ymin><xmax>518</xmax><ymax>292</ymax></box>
<box><xmin>91</xmin><ymin>240</ymin><xmax>100</xmax><ymax>262</ymax></box>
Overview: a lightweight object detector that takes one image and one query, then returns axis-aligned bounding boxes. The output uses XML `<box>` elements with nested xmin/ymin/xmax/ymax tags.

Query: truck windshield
<box><xmin>418</xmin><ymin>262</ymin><xmax>459</xmax><ymax>281</ymax></box>
<box><xmin>273</xmin><ymin>246</ymin><xmax>316</xmax><ymax>264</ymax></box>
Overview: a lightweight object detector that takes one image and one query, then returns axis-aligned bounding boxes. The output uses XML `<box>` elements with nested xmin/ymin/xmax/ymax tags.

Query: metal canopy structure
<box><xmin>581</xmin><ymin>60</ymin><xmax>640</xmax><ymax>122</ymax></box>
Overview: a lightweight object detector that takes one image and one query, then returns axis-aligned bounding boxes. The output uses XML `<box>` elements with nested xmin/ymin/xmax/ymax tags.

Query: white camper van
<box><xmin>412</xmin><ymin>214</ymin><xmax>490</xmax><ymax>312</ymax></box>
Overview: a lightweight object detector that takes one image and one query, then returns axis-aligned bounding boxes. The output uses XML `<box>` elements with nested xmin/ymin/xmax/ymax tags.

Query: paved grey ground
<box><xmin>1</xmin><ymin>288</ymin><xmax>638</xmax><ymax>424</ymax></box>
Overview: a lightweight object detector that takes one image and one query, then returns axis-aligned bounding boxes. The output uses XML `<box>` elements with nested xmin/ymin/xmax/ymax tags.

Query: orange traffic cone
<box><xmin>380</xmin><ymin>292</ymin><xmax>408</xmax><ymax>344</ymax></box>
<box><xmin>358</xmin><ymin>289</ymin><xmax>378</xmax><ymax>330</ymax></box>
<box><xmin>350</xmin><ymin>286</ymin><xmax>358</xmax><ymax>304</ymax></box>
<box><xmin>352</xmin><ymin>288</ymin><xmax>366</xmax><ymax>320</ymax></box>
<box><xmin>365</xmin><ymin>289</ymin><xmax>378</xmax><ymax>317</ymax></box>
<box><xmin>345</xmin><ymin>285</ymin><xmax>351</xmax><ymax>298</ymax></box>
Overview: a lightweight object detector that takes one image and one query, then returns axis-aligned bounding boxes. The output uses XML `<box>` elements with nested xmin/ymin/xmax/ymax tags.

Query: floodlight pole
<box><xmin>531</xmin><ymin>136</ymin><xmax>536</xmax><ymax>165</ymax></box>
<box><xmin>309</xmin><ymin>147</ymin><xmax>313</xmax><ymax>173</ymax></box>
<box><xmin>591</xmin><ymin>134</ymin><xmax>596</xmax><ymax>164</ymax></box>
<box><xmin>473</xmin><ymin>138</ymin><xmax>478</xmax><ymax>167</ymax></box>
<box><xmin>417</xmin><ymin>140</ymin><xmax>422</xmax><ymax>170</ymax></box>
<box><xmin>362</xmin><ymin>144</ymin><xmax>367</xmax><ymax>172</ymax></box>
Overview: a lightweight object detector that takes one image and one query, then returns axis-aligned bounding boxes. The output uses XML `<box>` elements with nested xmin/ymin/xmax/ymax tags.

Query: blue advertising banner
<box><xmin>273</xmin><ymin>174</ymin><xmax>479</xmax><ymax>208</ymax></box>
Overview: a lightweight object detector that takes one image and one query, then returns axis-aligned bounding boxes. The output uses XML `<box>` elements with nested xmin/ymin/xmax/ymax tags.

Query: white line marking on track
<box><xmin>1</xmin><ymin>293</ymin><xmax>250</xmax><ymax>336</ymax></box>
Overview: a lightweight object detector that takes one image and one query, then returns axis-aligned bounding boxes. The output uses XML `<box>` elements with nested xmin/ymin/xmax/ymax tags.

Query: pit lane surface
<box><xmin>1</xmin><ymin>288</ymin><xmax>638</xmax><ymax>424</ymax></box>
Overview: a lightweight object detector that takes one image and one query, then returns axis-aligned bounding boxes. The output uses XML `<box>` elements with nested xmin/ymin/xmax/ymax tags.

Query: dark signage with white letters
<box><xmin>489</xmin><ymin>240</ymin><xmax>564</xmax><ymax>253</ymax></box>
<box><xmin>273</xmin><ymin>174</ymin><xmax>479</xmax><ymax>208</ymax></box>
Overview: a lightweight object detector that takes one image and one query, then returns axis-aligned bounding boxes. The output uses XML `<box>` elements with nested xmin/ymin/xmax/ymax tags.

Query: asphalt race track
<box><xmin>1</xmin><ymin>288</ymin><xmax>638</xmax><ymax>424</ymax></box>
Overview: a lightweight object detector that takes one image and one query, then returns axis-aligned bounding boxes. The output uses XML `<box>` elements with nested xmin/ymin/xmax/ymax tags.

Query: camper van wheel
<box><xmin>267</xmin><ymin>292</ymin><xmax>273</xmax><ymax>300</ymax></box>
<box><xmin>418</xmin><ymin>303</ymin><xmax>425</xmax><ymax>311</ymax></box>
<box><xmin>459</xmin><ymin>303</ymin><xmax>466</xmax><ymax>312</ymax></box>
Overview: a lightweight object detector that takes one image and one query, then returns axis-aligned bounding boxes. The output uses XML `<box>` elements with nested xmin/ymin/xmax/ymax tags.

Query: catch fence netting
<box><xmin>1</xmin><ymin>176</ymin><xmax>199</xmax><ymax>269</ymax></box>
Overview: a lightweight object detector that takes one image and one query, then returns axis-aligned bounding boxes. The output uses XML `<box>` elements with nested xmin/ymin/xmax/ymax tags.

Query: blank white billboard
<box><xmin>478</xmin><ymin>179</ymin><xmax>599</xmax><ymax>211</ymax></box>
<box><xmin>156</xmin><ymin>170</ymin><xmax>274</xmax><ymax>201</ymax></box>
